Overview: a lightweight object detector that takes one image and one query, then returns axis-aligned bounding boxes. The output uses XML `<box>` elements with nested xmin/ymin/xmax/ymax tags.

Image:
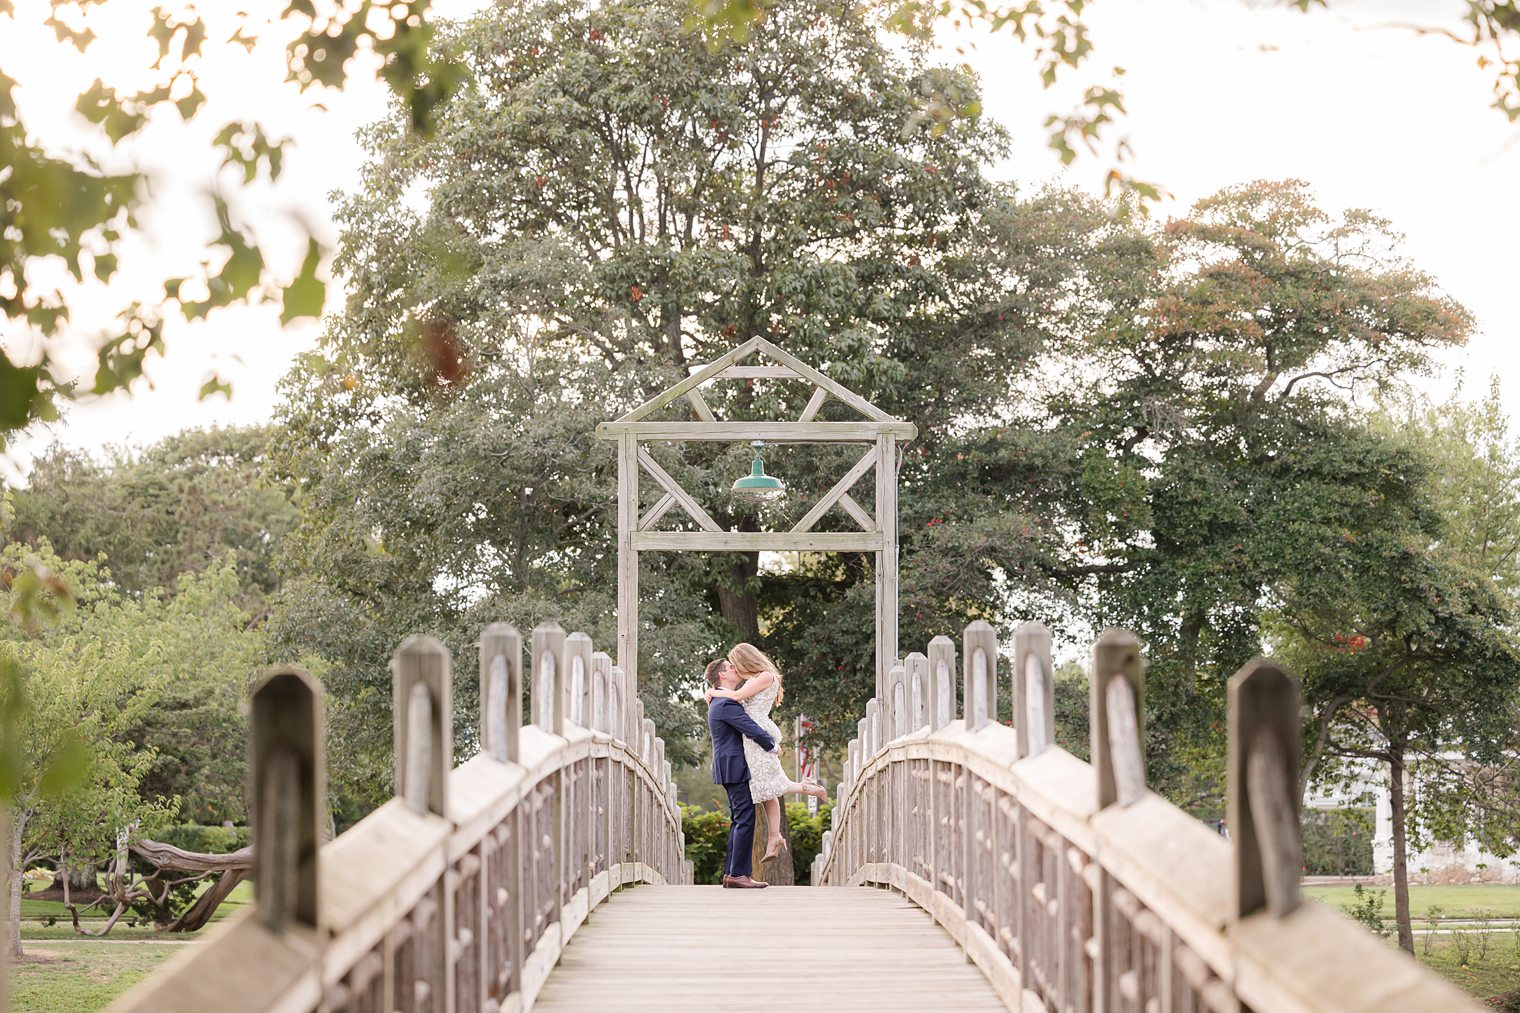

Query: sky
<box><xmin>1</xmin><ymin>0</ymin><xmax>1515</xmax><ymax>482</ymax></box>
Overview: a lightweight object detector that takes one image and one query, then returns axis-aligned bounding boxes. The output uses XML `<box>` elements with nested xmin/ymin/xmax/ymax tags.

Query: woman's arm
<box><xmin>704</xmin><ymin>671</ymin><xmax>773</xmax><ymax>703</ymax></box>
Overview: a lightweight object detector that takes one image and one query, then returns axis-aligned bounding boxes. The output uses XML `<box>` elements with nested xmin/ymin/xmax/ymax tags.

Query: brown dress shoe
<box><xmin>724</xmin><ymin>875</ymin><xmax>768</xmax><ymax>889</ymax></box>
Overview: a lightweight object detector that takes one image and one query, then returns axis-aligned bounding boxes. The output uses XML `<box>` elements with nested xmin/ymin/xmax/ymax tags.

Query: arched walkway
<box><xmin>532</xmin><ymin>885</ymin><xmax>1005</xmax><ymax>1012</ymax></box>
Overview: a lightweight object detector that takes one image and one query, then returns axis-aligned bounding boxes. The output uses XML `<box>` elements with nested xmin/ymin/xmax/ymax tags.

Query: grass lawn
<box><xmin>9</xmin><ymin>940</ymin><xmax>191</xmax><ymax>1013</ymax></box>
<box><xmin>1416</xmin><ymin>932</ymin><xmax>1520</xmax><ymax>1001</ymax></box>
<box><xmin>1305</xmin><ymin>883</ymin><xmax>1520</xmax><ymax>920</ymax></box>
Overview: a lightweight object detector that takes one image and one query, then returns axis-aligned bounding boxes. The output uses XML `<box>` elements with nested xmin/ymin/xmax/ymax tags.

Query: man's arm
<box><xmin>715</xmin><ymin>700</ymin><xmax>777</xmax><ymax>753</ymax></box>
<box><xmin>705</xmin><ymin>671</ymin><xmax>773</xmax><ymax>704</ymax></box>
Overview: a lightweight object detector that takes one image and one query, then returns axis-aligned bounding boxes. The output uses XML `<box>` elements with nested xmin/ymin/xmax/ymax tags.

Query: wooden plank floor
<box><xmin>532</xmin><ymin>885</ymin><xmax>1007</xmax><ymax>1012</ymax></box>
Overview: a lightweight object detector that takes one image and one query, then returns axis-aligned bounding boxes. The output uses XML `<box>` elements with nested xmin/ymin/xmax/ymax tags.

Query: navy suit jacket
<box><xmin>707</xmin><ymin>697</ymin><xmax>777</xmax><ymax>785</ymax></box>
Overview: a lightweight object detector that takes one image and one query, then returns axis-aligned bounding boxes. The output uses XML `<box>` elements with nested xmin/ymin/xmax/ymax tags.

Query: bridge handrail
<box><xmin>114</xmin><ymin>622</ymin><xmax>690</xmax><ymax>1013</ymax></box>
<box><xmin>815</xmin><ymin>622</ymin><xmax>1476</xmax><ymax>1013</ymax></box>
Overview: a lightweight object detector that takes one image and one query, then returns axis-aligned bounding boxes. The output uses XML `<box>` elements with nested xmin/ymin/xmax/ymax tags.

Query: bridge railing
<box><xmin>115</xmin><ymin>622</ymin><xmax>689</xmax><ymax>1013</ymax></box>
<box><xmin>815</xmin><ymin>621</ymin><xmax>1476</xmax><ymax>1013</ymax></box>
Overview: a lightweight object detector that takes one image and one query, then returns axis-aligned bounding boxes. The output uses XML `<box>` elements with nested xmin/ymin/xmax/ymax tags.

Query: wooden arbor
<box><xmin>595</xmin><ymin>338</ymin><xmax>917</xmax><ymax>701</ymax></box>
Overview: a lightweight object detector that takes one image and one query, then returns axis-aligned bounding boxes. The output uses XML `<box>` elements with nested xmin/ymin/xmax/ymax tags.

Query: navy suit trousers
<box><xmin>723</xmin><ymin>780</ymin><xmax>756</xmax><ymax>879</ymax></box>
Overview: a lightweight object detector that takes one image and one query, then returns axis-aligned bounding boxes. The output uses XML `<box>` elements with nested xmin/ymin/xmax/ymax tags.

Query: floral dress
<box><xmin>740</xmin><ymin>675</ymin><xmax>790</xmax><ymax>803</ymax></box>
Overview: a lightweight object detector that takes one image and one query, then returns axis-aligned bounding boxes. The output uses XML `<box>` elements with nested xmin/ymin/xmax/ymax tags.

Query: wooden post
<box><xmin>618</xmin><ymin>434</ymin><xmax>639</xmax><ymax>702</ymax></box>
<box><xmin>591</xmin><ymin>652</ymin><xmax>612</xmax><ymax>733</ymax></box>
<box><xmin>905</xmin><ymin>652</ymin><xmax>928</xmax><ymax>731</ymax></box>
<box><xmin>532</xmin><ymin>623</ymin><xmax>567</xmax><ymax>736</ymax></box>
<box><xmin>927</xmin><ymin>636</ymin><xmax>956</xmax><ymax>729</ymax></box>
<box><xmin>888</xmin><ymin>662</ymin><xmax>908</xmax><ymax>739</ymax></box>
<box><xmin>642</xmin><ymin>719</ymin><xmax>657</xmax><ymax>767</ymax></box>
<box><xmin>1013</xmin><ymin>622</ymin><xmax>1053</xmax><ymax>759</ymax></box>
<box><xmin>962</xmin><ymin>620</ymin><xmax>998</xmax><ymax>731</ymax></box>
<box><xmin>479</xmin><ymin>624</ymin><xmax>522</xmax><ymax>763</ymax></box>
<box><xmin>1091</xmin><ymin>629</ymin><xmax>1145</xmax><ymax>809</ymax></box>
<box><xmin>565</xmin><ymin>632</ymin><xmax>593</xmax><ymax>728</ymax></box>
<box><xmin>392</xmin><ymin>635</ymin><xmax>452</xmax><ymax>817</ymax></box>
<box><xmin>249</xmin><ymin>666</ymin><xmax>324</xmax><ymax>933</ymax></box>
<box><xmin>610</xmin><ymin>665</ymin><xmax>627</xmax><ymax>742</ymax></box>
<box><xmin>1229</xmin><ymin>659</ymin><xmax>1304</xmax><ymax>919</ymax></box>
<box><xmin>1089</xmin><ymin>630</ymin><xmax>1144</xmax><ymax>1013</ymax></box>
<box><xmin>865</xmin><ymin>698</ymin><xmax>881</xmax><ymax>757</ymax></box>
<box><xmin>875</xmin><ymin>433</ymin><xmax>899</xmax><ymax>700</ymax></box>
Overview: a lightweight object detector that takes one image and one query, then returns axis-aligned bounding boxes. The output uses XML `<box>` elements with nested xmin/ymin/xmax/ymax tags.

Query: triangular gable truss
<box><xmin>613</xmin><ymin>337</ymin><xmax>903</xmax><ymax>426</ymax></box>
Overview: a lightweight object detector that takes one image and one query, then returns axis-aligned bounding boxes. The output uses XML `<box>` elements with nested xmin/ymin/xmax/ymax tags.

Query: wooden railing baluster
<box><xmin>114</xmin><ymin>618</ymin><xmax>689</xmax><ymax>1013</ymax></box>
<box><xmin>1013</xmin><ymin>621</ymin><xmax>1052</xmax><ymax>760</ymax></box>
<box><xmin>817</xmin><ymin>621</ymin><xmax>1477</xmax><ymax>1013</ymax></box>
<box><xmin>928</xmin><ymin>635</ymin><xmax>956</xmax><ymax>730</ymax></box>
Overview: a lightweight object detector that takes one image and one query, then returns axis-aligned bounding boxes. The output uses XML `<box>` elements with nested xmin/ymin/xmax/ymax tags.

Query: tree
<box><xmin>0</xmin><ymin>0</ymin><xmax>463</xmax><ymax>442</ymax></box>
<box><xmin>1025</xmin><ymin>180</ymin><xmax>1473</xmax><ymax>797</ymax></box>
<box><xmin>11</xmin><ymin>426</ymin><xmax>298</xmax><ymax>617</ymax></box>
<box><xmin>1277</xmin><ymin>385</ymin><xmax>1520</xmax><ymax>952</ymax></box>
<box><xmin>272</xmin><ymin>0</ymin><xmax>1127</xmax><ymax>809</ymax></box>
<box><xmin>0</xmin><ymin>543</ymin><xmax>170</xmax><ymax>956</ymax></box>
<box><xmin>0</xmin><ymin>528</ymin><xmax>268</xmax><ymax>953</ymax></box>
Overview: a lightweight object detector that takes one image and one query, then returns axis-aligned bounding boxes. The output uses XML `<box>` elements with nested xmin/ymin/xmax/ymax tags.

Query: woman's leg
<box><xmin>760</xmin><ymin>797</ymin><xmax>784</xmax><ymax>861</ymax></box>
<box><xmin>779</xmin><ymin>775</ymin><xmax>830</xmax><ymax>801</ymax></box>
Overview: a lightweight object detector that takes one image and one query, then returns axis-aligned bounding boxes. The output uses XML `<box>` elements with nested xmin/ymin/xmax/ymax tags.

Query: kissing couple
<box><xmin>704</xmin><ymin>643</ymin><xmax>830</xmax><ymax>889</ymax></box>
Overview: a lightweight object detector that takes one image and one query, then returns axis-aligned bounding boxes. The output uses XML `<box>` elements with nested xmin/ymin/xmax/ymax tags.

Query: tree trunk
<box><xmin>1177</xmin><ymin>608</ymin><xmax>1205</xmax><ymax>687</ymax></box>
<box><xmin>164</xmin><ymin>868</ymin><xmax>247</xmax><ymax>932</ymax></box>
<box><xmin>751</xmin><ymin>799</ymin><xmax>795</xmax><ymax>886</ymax></box>
<box><xmin>716</xmin><ymin>552</ymin><xmax>760</xmax><ymax>643</ymax></box>
<box><xmin>6</xmin><ymin>811</ymin><xmax>23</xmax><ymax>959</ymax></box>
<box><xmin>1387</xmin><ymin>744</ymin><xmax>1415</xmax><ymax>954</ymax></box>
<box><xmin>51</xmin><ymin>861</ymin><xmax>97</xmax><ymax>895</ymax></box>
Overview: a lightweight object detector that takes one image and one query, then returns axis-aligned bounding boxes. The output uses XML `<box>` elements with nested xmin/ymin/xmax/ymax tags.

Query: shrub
<box><xmin>153</xmin><ymin>823</ymin><xmax>249</xmax><ymax>854</ymax></box>
<box><xmin>1473</xmin><ymin>908</ymin><xmax>1494</xmax><ymax>962</ymax></box>
<box><xmin>1341</xmin><ymin>884</ymin><xmax>1389</xmax><ymax>938</ymax></box>
<box><xmin>680</xmin><ymin>805</ymin><xmax>732</xmax><ymax>885</ymax></box>
<box><xmin>681</xmin><ymin>801</ymin><xmax>836</xmax><ymax>884</ymax></box>
<box><xmin>786</xmin><ymin>801</ymin><xmax>834</xmax><ymax>884</ymax></box>
<box><xmin>1421</xmin><ymin>905</ymin><xmax>1443</xmax><ymax>956</ymax></box>
<box><xmin>1450</xmin><ymin>926</ymin><xmax>1472</xmax><ymax>966</ymax></box>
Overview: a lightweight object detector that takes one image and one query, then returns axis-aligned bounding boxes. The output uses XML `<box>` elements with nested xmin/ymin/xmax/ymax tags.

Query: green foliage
<box><xmin>678</xmin><ymin>801</ymin><xmax>831</xmax><ymax>884</ymax></box>
<box><xmin>11</xmin><ymin>426</ymin><xmax>298</xmax><ymax>613</ymax></box>
<box><xmin>1422</xmin><ymin>905</ymin><xmax>1443</xmax><ymax>956</ymax></box>
<box><xmin>680</xmin><ymin>804</ymin><xmax>732</xmax><ymax>885</ymax></box>
<box><xmin>1342</xmin><ymin>884</ymin><xmax>1390</xmax><ymax>939</ymax></box>
<box><xmin>786</xmin><ymin>800</ymin><xmax>833</xmax><ymax>884</ymax></box>
<box><xmin>151</xmin><ymin>824</ymin><xmax>249</xmax><ymax>856</ymax></box>
<box><xmin>6</xmin><ymin>432</ymin><xmax>285</xmax><ymax>824</ymax></box>
<box><xmin>0</xmin><ymin>541</ymin><xmax>262</xmax><ymax>878</ymax></box>
<box><xmin>1419</xmin><ymin>934</ymin><xmax>1520</xmax><ymax>1001</ymax></box>
<box><xmin>1301</xmin><ymin>807</ymin><xmax>1374</xmax><ymax>877</ymax></box>
<box><xmin>273</xmin><ymin>0</ymin><xmax>1108</xmax><ymax>811</ymax></box>
<box><xmin>0</xmin><ymin>3</ymin><xmax>464</xmax><ymax>446</ymax></box>
<box><xmin>1051</xmin><ymin>662</ymin><xmax>1090</xmax><ymax>761</ymax></box>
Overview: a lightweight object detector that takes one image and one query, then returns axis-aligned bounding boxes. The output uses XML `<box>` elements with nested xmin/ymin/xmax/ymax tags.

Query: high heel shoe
<box><xmin>761</xmin><ymin>836</ymin><xmax>786</xmax><ymax>862</ymax></box>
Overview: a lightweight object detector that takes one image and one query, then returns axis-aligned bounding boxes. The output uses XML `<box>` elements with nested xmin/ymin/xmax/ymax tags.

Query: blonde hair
<box><xmin>728</xmin><ymin>643</ymin><xmax>783</xmax><ymax>706</ymax></box>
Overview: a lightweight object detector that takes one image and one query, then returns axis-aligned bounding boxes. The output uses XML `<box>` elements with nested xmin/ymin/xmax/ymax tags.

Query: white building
<box><xmin>1308</xmin><ymin>758</ymin><xmax>1520</xmax><ymax>885</ymax></box>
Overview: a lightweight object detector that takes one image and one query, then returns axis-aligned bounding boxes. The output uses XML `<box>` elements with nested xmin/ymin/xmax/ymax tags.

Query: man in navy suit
<box><xmin>705</xmin><ymin>657</ymin><xmax>778</xmax><ymax>889</ymax></box>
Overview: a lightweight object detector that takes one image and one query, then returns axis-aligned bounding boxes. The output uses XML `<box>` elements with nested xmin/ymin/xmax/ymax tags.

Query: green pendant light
<box><xmin>732</xmin><ymin>440</ymin><xmax>786</xmax><ymax>499</ymax></box>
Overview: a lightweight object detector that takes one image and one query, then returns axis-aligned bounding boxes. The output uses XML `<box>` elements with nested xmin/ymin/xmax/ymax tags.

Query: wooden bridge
<box><xmin>114</xmin><ymin>620</ymin><xmax>1478</xmax><ymax>1013</ymax></box>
